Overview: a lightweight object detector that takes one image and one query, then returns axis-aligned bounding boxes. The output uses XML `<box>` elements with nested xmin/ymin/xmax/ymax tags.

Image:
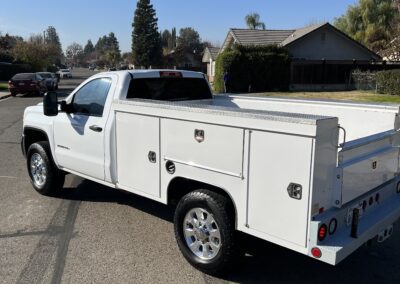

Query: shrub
<box><xmin>214</xmin><ymin>45</ymin><xmax>291</xmax><ymax>93</ymax></box>
<box><xmin>0</xmin><ymin>63</ymin><xmax>33</xmax><ymax>81</ymax></box>
<box><xmin>376</xmin><ymin>70</ymin><xmax>400</xmax><ymax>95</ymax></box>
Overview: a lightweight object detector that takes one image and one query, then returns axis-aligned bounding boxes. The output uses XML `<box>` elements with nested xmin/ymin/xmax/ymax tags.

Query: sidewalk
<box><xmin>0</xmin><ymin>91</ymin><xmax>11</xmax><ymax>100</ymax></box>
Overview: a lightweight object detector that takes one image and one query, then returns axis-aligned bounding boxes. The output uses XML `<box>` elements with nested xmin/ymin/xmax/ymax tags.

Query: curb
<box><xmin>0</xmin><ymin>94</ymin><xmax>11</xmax><ymax>101</ymax></box>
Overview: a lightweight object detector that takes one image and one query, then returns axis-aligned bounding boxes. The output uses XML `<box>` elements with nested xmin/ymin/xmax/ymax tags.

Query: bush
<box><xmin>47</xmin><ymin>65</ymin><xmax>59</xmax><ymax>73</ymax></box>
<box><xmin>376</xmin><ymin>70</ymin><xmax>400</xmax><ymax>95</ymax></box>
<box><xmin>214</xmin><ymin>45</ymin><xmax>291</xmax><ymax>93</ymax></box>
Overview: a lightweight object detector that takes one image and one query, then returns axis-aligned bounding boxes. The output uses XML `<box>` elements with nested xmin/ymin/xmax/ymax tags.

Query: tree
<box><xmin>334</xmin><ymin>0</ymin><xmax>399</xmax><ymax>52</ymax></box>
<box><xmin>177</xmin><ymin>27</ymin><xmax>203</xmax><ymax>53</ymax></box>
<box><xmin>45</xmin><ymin>26</ymin><xmax>62</xmax><ymax>53</ymax></box>
<box><xmin>66</xmin><ymin>42</ymin><xmax>83</xmax><ymax>66</ymax></box>
<box><xmin>12</xmin><ymin>39</ymin><xmax>59</xmax><ymax>71</ymax></box>
<box><xmin>170</xmin><ymin>27</ymin><xmax>177</xmax><ymax>49</ymax></box>
<box><xmin>245</xmin><ymin>13</ymin><xmax>266</xmax><ymax>30</ymax></box>
<box><xmin>132</xmin><ymin>0</ymin><xmax>162</xmax><ymax>67</ymax></box>
<box><xmin>84</xmin><ymin>40</ymin><xmax>95</xmax><ymax>54</ymax></box>
<box><xmin>161</xmin><ymin>29</ymin><xmax>171</xmax><ymax>49</ymax></box>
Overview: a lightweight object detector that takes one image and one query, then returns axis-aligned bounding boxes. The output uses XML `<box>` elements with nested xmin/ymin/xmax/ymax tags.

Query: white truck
<box><xmin>22</xmin><ymin>70</ymin><xmax>400</xmax><ymax>274</ymax></box>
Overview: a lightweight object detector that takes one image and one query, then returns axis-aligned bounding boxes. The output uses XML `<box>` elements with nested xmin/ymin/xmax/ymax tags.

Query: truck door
<box><xmin>53</xmin><ymin>76</ymin><xmax>115</xmax><ymax>180</ymax></box>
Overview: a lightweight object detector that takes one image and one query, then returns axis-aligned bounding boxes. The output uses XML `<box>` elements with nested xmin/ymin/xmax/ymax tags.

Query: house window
<box><xmin>185</xmin><ymin>63</ymin><xmax>193</xmax><ymax>68</ymax></box>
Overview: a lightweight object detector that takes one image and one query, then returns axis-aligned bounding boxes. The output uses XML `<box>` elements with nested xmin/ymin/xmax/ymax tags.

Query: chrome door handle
<box><xmin>89</xmin><ymin>125</ymin><xmax>103</xmax><ymax>132</ymax></box>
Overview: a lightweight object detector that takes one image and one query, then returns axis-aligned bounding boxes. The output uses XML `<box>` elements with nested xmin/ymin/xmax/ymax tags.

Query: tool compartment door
<box><xmin>116</xmin><ymin>112</ymin><xmax>160</xmax><ymax>197</ymax></box>
<box><xmin>247</xmin><ymin>131</ymin><xmax>314</xmax><ymax>247</ymax></box>
<box><xmin>162</xmin><ymin>119</ymin><xmax>244</xmax><ymax>178</ymax></box>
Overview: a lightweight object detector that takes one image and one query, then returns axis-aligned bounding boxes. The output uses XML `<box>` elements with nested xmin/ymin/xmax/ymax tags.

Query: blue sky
<box><xmin>0</xmin><ymin>0</ymin><xmax>357</xmax><ymax>52</ymax></box>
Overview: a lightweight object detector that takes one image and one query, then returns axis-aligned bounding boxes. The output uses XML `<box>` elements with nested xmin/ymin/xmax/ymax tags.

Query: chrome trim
<box><xmin>163</xmin><ymin>156</ymin><xmax>242</xmax><ymax>178</ymax></box>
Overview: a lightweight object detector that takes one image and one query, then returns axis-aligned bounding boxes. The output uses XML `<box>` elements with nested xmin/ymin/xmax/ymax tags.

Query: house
<box><xmin>202</xmin><ymin>47</ymin><xmax>220</xmax><ymax>82</ymax></box>
<box><xmin>165</xmin><ymin>49</ymin><xmax>203</xmax><ymax>71</ymax></box>
<box><xmin>216</xmin><ymin>22</ymin><xmax>382</xmax><ymax>90</ymax></box>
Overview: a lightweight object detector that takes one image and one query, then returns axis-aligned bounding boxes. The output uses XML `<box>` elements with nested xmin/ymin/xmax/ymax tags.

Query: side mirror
<box><xmin>43</xmin><ymin>91</ymin><xmax>58</xmax><ymax>116</ymax></box>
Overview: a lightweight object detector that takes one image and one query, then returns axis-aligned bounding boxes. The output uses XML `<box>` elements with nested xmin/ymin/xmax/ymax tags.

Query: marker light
<box><xmin>311</xmin><ymin>247</ymin><xmax>322</xmax><ymax>258</ymax></box>
<box><xmin>318</xmin><ymin>224</ymin><xmax>327</xmax><ymax>241</ymax></box>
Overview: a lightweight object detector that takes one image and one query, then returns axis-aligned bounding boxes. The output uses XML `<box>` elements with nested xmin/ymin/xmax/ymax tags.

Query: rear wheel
<box><xmin>174</xmin><ymin>189</ymin><xmax>236</xmax><ymax>275</ymax></box>
<box><xmin>27</xmin><ymin>142</ymin><xmax>65</xmax><ymax>196</ymax></box>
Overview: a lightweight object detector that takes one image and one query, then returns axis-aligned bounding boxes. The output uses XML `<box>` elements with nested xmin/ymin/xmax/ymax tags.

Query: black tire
<box><xmin>10</xmin><ymin>92</ymin><xmax>17</xmax><ymax>97</ymax></box>
<box><xmin>174</xmin><ymin>189</ymin><xmax>236</xmax><ymax>275</ymax></box>
<box><xmin>27</xmin><ymin>141</ymin><xmax>65</xmax><ymax>196</ymax></box>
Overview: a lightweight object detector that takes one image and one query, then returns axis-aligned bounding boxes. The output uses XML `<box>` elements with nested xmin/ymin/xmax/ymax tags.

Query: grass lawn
<box><xmin>256</xmin><ymin>90</ymin><xmax>400</xmax><ymax>104</ymax></box>
<box><xmin>0</xmin><ymin>82</ymin><xmax>8</xmax><ymax>91</ymax></box>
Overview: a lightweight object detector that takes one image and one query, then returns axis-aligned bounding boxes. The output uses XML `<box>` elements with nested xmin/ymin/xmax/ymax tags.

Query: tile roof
<box><xmin>230</xmin><ymin>28</ymin><xmax>295</xmax><ymax>46</ymax></box>
<box><xmin>207</xmin><ymin>47</ymin><xmax>220</xmax><ymax>60</ymax></box>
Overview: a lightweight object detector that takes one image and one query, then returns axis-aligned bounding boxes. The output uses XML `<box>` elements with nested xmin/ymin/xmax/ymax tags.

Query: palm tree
<box><xmin>245</xmin><ymin>13</ymin><xmax>266</xmax><ymax>30</ymax></box>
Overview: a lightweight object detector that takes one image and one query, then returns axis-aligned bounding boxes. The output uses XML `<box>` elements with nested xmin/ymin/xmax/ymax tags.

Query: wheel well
<box><xmin>167</xmin><ymin>177</ymin><xmax>237</xmax><ymax>224</ymax></box>
<box><xmin>24</xmin><ymin>128</ymin><xmax>49</xmax><ymax>154</ymax></box>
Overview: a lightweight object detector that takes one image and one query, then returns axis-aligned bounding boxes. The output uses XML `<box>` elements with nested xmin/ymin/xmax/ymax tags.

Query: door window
<box><xmin>72</xmin><ymin>78</ymin><xmax>112</xmax><ymax>116</ymax></box>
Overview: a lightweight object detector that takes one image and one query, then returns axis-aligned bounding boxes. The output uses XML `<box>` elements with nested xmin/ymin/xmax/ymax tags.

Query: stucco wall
<box><xmin>288</xmin><ymin>27</ymin><xmax>376</xmax><ymax>61</ymax></box>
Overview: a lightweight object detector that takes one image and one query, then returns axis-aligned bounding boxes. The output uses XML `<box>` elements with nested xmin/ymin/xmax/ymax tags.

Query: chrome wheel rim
<box><xmin>30</xmin><ymin>153</ymin><xmax>47</xmax><ymax>187</ymax></box>
<box><xmin>183</xmin><ymin>208</ymin><xmax>221</xmax><ymax>260</ymax></box>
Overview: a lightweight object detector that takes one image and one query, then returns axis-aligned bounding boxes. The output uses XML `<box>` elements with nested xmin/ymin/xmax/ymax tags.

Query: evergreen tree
<box><xmin>84</xmin><ymin>40</ymin><xmax>95</xmax><ymax>54</ymax></box>
<box><xmin>170</xmin><ymin>27</ymin><xmax>177</xmax><ymax>50</ymax></box>
<box><xmin>132</xmin><ymin>0</ymin><xmax>162</xmax><ymax>67</ymax></box>
<box><xmin>161</xmin><ymin>30</ymin><xmax>171</xmax><ymax>49</ymax></box>
<box><xmin>45</xmin><ymin>26</ymin><xmax>62</xmax><ymax>52</ymax></box>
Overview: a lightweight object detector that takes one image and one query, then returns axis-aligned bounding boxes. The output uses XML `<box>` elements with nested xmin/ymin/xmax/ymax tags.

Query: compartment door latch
<box><xmin>287</xmin><ymin>183</ymin><xmax>302</xmax><ymax>200</ymax></box>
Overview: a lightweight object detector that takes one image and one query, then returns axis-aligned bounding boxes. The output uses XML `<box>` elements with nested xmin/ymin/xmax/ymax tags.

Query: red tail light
<box><xmin>318</xmin><ymin>224</ymin><xmax>327</xmax><ymax>241</ymax></box>
<box><xmin>311</xmin><ymin>247</ymin><xmax>322</xmax><ymax>258</ymax></box>
<box><xmin>160</xmin><ymin>71</ymin><xmax>182</xmax><ymax>78</ymax></box>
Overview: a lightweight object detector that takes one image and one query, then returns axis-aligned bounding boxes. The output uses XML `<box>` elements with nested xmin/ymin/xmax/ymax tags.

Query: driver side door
<box><xmin>53</xmin><ymin>77</ymin><xmax>114</xmax><ymax>180</ymax></box>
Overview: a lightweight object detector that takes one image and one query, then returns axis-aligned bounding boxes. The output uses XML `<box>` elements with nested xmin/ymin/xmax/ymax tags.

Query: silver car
<box><xmin>37</xmin><ymin>72</ymin><xmax>58</xmax><ymax>91</ymax></box>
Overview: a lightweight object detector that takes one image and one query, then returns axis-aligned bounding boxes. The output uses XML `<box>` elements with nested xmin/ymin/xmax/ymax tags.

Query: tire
<box><xmin>55</xmin><ymin>84</ymin><xmax>58</xmax><ymax>90</ymax></box>
<box><xmin>10</xmin><ymin>92</ymin><xmax>17</xmax><ymax>97</ymax></box>
<box><xmin>174</xmin><ymin>189</ymin><xmax>236</xmax><ymax>275</ymax></box>
<box><xmin>27</xmin><ymin>141</ymin><xmax>65</xmax><ymax>196</ymax></box>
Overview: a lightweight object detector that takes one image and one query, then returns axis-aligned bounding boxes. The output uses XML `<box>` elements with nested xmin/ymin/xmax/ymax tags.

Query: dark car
<box><xmin>37</xmin><ymin>72</ymin><xmax>58</xmax><ymax>91</ymax></box>
<box><xmin>8</xmin><ymin>73</ymin><xmax>47</xmax><ymax>96</ymax></box>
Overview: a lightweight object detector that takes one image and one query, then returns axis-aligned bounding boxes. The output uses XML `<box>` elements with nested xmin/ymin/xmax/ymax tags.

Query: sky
<box><xmin>0</xmin><ymin>0</ymin><xmax>358</xmax><ymax>53</ymax></box>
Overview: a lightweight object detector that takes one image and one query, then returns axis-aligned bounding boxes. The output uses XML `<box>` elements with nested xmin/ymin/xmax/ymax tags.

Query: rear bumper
<box><xmin>9</xmin><ymin>86</ymin><xmax>41</xmax><ymax>93</ymax></box>
<box><xmin>310</xmin><ymin>179</ymin><xmax>400</xmax><ymax>265</ymax></box>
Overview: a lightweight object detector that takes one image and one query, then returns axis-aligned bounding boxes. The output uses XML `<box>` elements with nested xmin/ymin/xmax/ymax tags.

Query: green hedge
<box><xmin>214</xmin><ymin>45</ymin><xmax>291</xmax><ymax>93</ymax></box>
<box><xmin>376</xmin><ymin>70</ymin><xmax>400</xmax><ymax>95</ymax></box>
<box><xmin>0</xmin><ymin>63</ymin><xmax>33</xmax><ymax>81</ymax></box>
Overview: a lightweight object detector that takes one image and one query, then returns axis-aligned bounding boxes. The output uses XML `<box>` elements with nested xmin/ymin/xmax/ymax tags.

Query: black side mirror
<box><xmin>43</xmin><ymin>91</ymin><xmax>58</xmax><ymax>116</ymax></box>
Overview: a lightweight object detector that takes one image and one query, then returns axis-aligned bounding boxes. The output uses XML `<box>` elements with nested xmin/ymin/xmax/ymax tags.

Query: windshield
<box><xmin>126</xmin><ymin>77</ymin><xmax>212</xmax><ymax>101</ymax></box>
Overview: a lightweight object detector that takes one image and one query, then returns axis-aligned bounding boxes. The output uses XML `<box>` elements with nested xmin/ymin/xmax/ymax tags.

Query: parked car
<box><xmin>37</xmin><ymin>72</ymin><xmax>58</xmax><ymax>91</ymax></box>
<box><xmin>88</xmin><ymin>65</ymin><xmax>96</xmax><ymax>70</ymax></box>
<box><xmin>8</xmin><ymin>73</ymin><xmax>47</xmax><ymax>96</ymax></box>
<box><xmin>58</xmin><ymin>69</ymin><xmax>72</xmax><ymax>79</ymax></box>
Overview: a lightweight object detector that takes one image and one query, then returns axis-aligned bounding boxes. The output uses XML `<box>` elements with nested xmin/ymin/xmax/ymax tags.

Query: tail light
<box><xmin>311</xmin><ymin>247</ymin><xmax>322</xmax><ymax>258</ymax></box>
<box><xmin>318</xmin><ymin>224</ymin><xmax>327</xmax><ymax>241</ymax></box>
<box><xmin>8</xmin><ymin>80</ymin><xmax>13</xmax><ymax>86</ymax></box>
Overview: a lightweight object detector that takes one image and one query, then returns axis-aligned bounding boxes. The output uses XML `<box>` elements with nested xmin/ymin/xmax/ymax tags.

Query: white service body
<box><xmin>22</xmin><ymin>70</ymin><xmax>400</xmax><ymax>265</ymax></box>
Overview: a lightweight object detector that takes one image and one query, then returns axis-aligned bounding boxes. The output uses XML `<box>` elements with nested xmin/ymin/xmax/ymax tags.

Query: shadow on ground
<box><xmin>53</xmin><ymin>178</ymin><xmax>400</xmax><ymax>283</ymax></box>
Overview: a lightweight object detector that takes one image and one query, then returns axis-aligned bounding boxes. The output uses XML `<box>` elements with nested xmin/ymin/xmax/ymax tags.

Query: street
<box><xmin>1</xmin><ymin>68</ymin><xmax>400</xmax><ymax>284</ymax></box>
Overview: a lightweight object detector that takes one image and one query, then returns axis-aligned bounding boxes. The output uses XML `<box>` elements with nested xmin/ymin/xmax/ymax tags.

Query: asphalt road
<box><xmin>1</xmin><ymin>68</ymin><xmax>400</xmax><ymax>284</ymax></box>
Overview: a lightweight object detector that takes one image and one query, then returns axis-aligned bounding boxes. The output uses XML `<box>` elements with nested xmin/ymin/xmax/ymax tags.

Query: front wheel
<box><xmin>174</xmin><ymin>189</ymin><xmax>236</xmax><ymax>275</ymax></box>
<box><xmin>27</xmin><ymin>142</ymin><xmax>65</xmax><ymax>196</ymax></box>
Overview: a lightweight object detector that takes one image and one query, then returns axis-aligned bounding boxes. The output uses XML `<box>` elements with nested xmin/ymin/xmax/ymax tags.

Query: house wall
<box><xmin>288</xmin><ymin>26</ymin><xmax>376</xmax><ymax>61</ymax></box>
